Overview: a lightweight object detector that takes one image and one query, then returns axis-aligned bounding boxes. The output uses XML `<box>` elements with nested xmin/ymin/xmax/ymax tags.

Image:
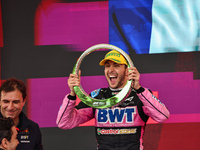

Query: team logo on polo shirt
<box><xmin>19</xmin><ymin>128</ymin><xmax>30</xmax><ymax>143</ymax></box>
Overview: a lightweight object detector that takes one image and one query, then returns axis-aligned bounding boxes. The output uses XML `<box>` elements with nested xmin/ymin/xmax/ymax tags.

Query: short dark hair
<box><xmin>0</xmin><ymin>118</ymin><xmax>15</xmax><ymax>145</ymax></box>
<box><xmin>0</xmin><ymin>77</ymin><xmax>27</xmax><ymax>101</ymax></box>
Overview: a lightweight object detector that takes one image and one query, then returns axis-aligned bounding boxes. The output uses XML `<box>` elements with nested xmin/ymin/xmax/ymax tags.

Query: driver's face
<box><xmin>104</xmin><ymin>60</ymin><xmax>128</xmax><ymax>89</ymax></box>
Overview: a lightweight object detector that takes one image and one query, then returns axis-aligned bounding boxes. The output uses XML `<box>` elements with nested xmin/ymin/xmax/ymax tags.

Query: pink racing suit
<box><xmin>56</xmin><ymin>87</ymin><xmax>170</xmax><ymax>150</ymax></box>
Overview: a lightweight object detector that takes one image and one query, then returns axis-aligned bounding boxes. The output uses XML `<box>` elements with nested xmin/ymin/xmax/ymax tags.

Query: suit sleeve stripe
<box><xmin>141</xmin><ymin>93</ymin><xmax>169</xmax><ymax>119</ymax></box>
<box><xmin>57</xmin><ymin>99</ymin><xmax>71</xmax><ymax>125</ymax></box>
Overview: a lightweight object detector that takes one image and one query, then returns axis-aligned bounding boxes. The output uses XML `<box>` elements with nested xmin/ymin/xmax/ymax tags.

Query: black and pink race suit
<box><xmin>56</xmin><ymin>87</ymin><xmax>170</xmax><ymax>150</ymax></box>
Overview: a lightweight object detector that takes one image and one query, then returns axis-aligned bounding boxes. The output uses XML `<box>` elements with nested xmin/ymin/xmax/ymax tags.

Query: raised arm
<box><xmin>128</xmin><ymin>67</ymin><xmax>170</xmax><ymax>123</ymax></box>
<box><xmin>136</xmin><ymin>87</ymin><xmax>170</xmax><ymax>123</ymax></box>
<box><xmin>56</xmin><ymin>71</ymin><xmax>94</xmax><ymax>129</ymax></box>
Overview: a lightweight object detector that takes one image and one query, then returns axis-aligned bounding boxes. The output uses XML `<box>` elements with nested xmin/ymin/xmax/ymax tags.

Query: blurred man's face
<box><xmin>0</xmin><ymin>90</ymin><xmax>26</xmax><ymax>125</ymax></box>
<box><xmin>7</xmin><ymin>126</ymin><xmax>19</xmax><ymax>150</ymax></box>
<box><xmin>104</xmin><ymin>60</ymin><xmax>128</xmax><ymax>89</ymax></box>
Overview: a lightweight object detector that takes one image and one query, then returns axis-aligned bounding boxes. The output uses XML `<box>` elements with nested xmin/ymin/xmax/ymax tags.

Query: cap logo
<box><xmin>99</xmin><ymin>50</ymin><xmax>128</xmax><ymax>66</ymax></box>
<box><xmin>105</xmin><ymin>52</ymin><xmax>121</xmax><ymax>58</ymax></box>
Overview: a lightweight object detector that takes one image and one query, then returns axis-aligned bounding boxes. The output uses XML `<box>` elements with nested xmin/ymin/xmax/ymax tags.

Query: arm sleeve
<box><xmin>56</xmin><ymin>94</ymin><xmax>94</xmax><ymax>129</ymax></box>
<box><xmin>136</xmin><ymin>87</ymin><xmax>170</xmax><ymax>123</ymax></box>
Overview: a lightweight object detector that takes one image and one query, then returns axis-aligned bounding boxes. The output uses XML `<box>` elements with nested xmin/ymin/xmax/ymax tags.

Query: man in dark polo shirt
<box><xmin>0</xmin><ymin>78</ymin><xmax>44</xmax><ymax>150</ymax></box>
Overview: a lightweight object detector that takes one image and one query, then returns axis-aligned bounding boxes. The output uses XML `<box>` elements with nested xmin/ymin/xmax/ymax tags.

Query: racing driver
<box><xmin>56</xmin><ymin>50</ymin><xmax>170</xmax><ymax>150</ymax></box>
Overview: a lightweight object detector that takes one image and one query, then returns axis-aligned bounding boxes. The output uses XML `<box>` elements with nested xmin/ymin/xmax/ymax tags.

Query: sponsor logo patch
<box><xmin>97</xmin><ymin>128</ymin><xmax>137</xmax><ymax>135</ymax></box>
<box><xmin>21</xmin><ymin>140</ymin><xmax>30</xmax><ymax>143</ymax></box>
<box><xmin>97</xmin><ymin>107</ymin><xmax>136</xmax><ymax>124</ymax></box>
<box><xmin>21</xmin><ymin>135</ymin><xmax>29</xmax><ymax>140</ymax></box>
<box><xmin>152</xmin><ymin>94</ymin><xmax>164</xmax><ymax>106</ymax></box>
<box><xmin>19</xmin><ymin>128</ymin><xmax>29</xmax><ymax>134</ymax></box>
